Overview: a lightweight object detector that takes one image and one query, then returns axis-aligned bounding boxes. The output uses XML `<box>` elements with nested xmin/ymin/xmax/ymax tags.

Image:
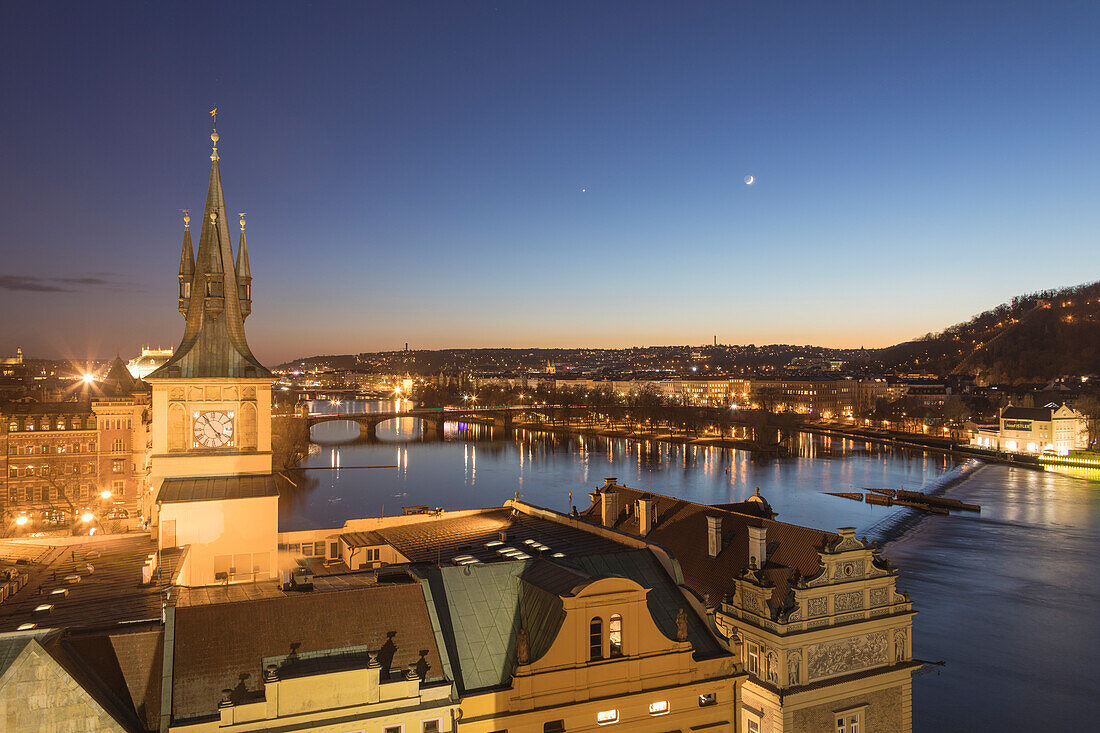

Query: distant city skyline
<box><xmin>3</xmin><ymin>1</ymin><xmax>1099</xmax><ymax>364</ymax></box>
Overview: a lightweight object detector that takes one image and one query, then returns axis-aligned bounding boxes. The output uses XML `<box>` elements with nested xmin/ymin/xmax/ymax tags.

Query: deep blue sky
<box><xmin>2</xmin><ymin>1</ymin><xmax>1098</xmax><ymax>365</ymax></box>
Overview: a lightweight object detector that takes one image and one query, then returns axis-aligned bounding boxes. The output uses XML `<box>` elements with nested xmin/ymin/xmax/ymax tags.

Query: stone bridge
<box><xmin>305</xmin><ymin>408</ymin><xmax>524</xmax><ymax>441</ymax></box>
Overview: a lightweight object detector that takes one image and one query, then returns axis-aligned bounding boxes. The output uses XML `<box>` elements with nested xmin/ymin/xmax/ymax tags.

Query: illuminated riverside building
<box><xmin>970</xmin><ymin>403</ymin><xmax>1087</xmax><ymax>454</ymax></box>
<box><xmin>1</xmin><ymin>357</ymin><xmax>148</xmax><ymax>528</ymax></box>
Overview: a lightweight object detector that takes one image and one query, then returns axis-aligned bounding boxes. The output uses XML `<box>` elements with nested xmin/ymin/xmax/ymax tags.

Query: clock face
<box><xmin>193</xmin><ymin>411</ymin><xmax>234</xmax><ymax>448</ymax></box>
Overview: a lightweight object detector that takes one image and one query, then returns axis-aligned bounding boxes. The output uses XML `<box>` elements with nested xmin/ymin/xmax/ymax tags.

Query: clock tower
<box><xmin>146</xmin><ymin>125</ymin><xmax>273</xmax><ymax>482</ymax></box>
<box><xmin>145</xmin><ymin>121</ymin><xmax>279</xmax><ymax>586</ymax></box>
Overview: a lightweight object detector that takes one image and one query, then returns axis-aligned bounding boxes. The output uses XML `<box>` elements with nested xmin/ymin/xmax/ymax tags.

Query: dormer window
<box><xmin>589</xmin><ymin>617</ymin><xmax>603</xmax><ymax>660</ymax></box>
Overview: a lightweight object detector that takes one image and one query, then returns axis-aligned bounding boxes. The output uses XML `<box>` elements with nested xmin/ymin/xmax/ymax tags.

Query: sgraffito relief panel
<box><xmin>835</xmin><ymin>591</ymin><xmax>863</xmax><ymax>612</ymax></box>
<box><xmin>869</xmin><ymin>587</ymin><xmax>889</xmax><ymax>607</ymax></box>
<box><xmin>807</xmin><ymin>596</ymin><xmax>828</xmax><ymax>618</ymax></box>
<box><xmin>807</xmin><ymin>631</ymin><xmax>887</xmax><ymax>680</ymax></box>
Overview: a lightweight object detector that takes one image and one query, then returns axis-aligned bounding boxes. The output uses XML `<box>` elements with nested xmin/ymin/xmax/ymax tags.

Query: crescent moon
<box><xmin>744</xmin><ymin>175</ymin><xmax>755</xmax><ymax>185</ymax></box>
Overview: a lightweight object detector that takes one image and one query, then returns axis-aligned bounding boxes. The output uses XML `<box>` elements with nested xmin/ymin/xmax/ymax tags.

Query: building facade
<box><xmin>971</xmin><ymin>403</ymin><xmax>1088</xmax><ymax>454</ymax></box>
<box><xmin>1</xmin><ymin>358</ymin><xmax>148</xmax><ymax>531</ymax></box>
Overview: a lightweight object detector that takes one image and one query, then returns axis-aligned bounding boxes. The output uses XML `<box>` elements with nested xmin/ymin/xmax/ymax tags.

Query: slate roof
<box><xmin>375</xmin><ymin>507</ymin><xmax>623</xmax><ymax>564</ymax></box>
<box><xmin>577</xmin><ymin>485</ymin><xmax>837</xmax><ymax>607</ymax></box>
<box><xmin>0</xmin><ymin>536</ymin><xmax>172</xmax><ymax>633</ymax></box>
<box><xmin>170</xmin><ymin>582</ymin><xmax>444</xmax><ymax>722</ymax></box>
<box><xmin>157</xmin><ymin>474</ymin><xmax>279</xmax><ymax>504</ymax></box>
<box><xmin>1001</xmin><ymin>405</ymin><xmax>1056</xmax><ymax>421</ymax></box>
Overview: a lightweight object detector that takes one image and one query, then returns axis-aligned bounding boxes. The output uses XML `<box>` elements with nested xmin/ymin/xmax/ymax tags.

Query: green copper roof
<box><xmin>424</xmin><ymin>549</ymin><xmax>725</xmax><ymax>695</ymax></box>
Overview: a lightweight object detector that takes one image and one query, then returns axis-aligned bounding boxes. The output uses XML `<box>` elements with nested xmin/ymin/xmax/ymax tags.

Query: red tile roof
<box><xmin>578</xmin><ymin>484</ymin><xmax>838</xmax><ymax>607</ymax></box>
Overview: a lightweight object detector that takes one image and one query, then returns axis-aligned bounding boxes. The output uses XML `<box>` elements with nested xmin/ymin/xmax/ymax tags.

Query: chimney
<box><xmin>748</xmin><ymin>525</ymin><xmax>767</xmax><ymax>568</ymax></box>
<box><xmin>601</xmin><ymin>491</ymin><xmax>619</xmax><ymax>528</ymax></box>
<box><xmin>707</xmin><ymin>515</ymin><xmax>722</xmax><ymax>558</ymax></box>
<box><xmin>638</xmin><ymin>498</ymin><xmax>654</xmax><ymax>536</ymax></box>
<box><xmin>603</xmin><ymin>477</ymin><xmax>618</xmax><ymax>488</ymax></box>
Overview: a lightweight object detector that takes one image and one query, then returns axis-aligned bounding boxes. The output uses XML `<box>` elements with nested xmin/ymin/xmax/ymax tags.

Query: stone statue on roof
<box><xmin>676</xmin><ymin>608</ymin><xmax>688</xmax><ymax>642</ymax></box>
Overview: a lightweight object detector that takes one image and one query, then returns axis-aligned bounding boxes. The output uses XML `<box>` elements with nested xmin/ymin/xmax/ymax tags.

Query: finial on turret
<box><xmin>180</xmin><ymin>208</ymin><xmax>191</xmax><ymax>230</ymax></box>
<box><xmin>238</xmin><ymin>212</ymin><xmax>246</xmax><ymax>231</ymax></box>
<box><xmin>210</xmin><ymin>211</ymin><xmax>217</xmax><ymax>224</ymax></box>
<box><xmin>209</xmin><ymin>107</ymin><xmax>220</xmax><ymax>160</ymax></box>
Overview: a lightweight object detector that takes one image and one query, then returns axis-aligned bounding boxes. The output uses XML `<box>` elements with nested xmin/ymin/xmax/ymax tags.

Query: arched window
<box><xmin>609</xmin><ymin>614</ymin><xmax>623</xmax><ymax>658</ymax></box>
<box><xmin>589</xmin><ymin>617</ymin><xmax>603</xmax><ymax>661</ymax></box>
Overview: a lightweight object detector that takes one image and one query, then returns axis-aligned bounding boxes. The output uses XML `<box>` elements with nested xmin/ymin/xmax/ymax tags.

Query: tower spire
<box><xmin>236</xmin><ymin>212</ymin><xmax>252</xmax><ymax>319</ymax></box>
<box><xmin>149</xmin><ymin>117</ymin><xmax>269</xmax><ymax>380</ymax></box>
<box><xmin>177</xmin><ymin>209</ymin><xmax>195</xmax><ymax>315</ymax></box>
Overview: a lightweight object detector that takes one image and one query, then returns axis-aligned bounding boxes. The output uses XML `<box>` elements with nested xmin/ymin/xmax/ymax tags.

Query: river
<box><xmin>282</xmin><ymin>401</ymin><xmax>1100</xmax><ymax>729</ymax></box>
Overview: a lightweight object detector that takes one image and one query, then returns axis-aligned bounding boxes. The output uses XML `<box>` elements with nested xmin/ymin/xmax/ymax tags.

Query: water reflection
<box><xmin>283</xmin><ymin>414</ymin><xmax>955</xmax><ymax>534</ymax></box>
<box><xmin>281</xmin><ymin>400</ymin><xmax>1100</xmax><ymax>730</ymax></box>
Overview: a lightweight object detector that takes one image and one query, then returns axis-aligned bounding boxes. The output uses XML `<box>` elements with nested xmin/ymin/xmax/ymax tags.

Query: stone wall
<box><xmin>791</xmin><ymin>683</ymin><xmax>908</xmax><ymax>733</ymax></box>
<box><xmin>0</xmin><ymin>643</ymin><xmax>127</xmax><ymax>732</ymax></box>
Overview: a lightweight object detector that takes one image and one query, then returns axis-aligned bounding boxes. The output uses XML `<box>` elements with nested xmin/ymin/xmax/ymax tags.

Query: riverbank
<box><xmin>800</xmin><ymin>423</ymin><xmax>1044</xmax><ymax>470</ymax></box>
<box><xmin>513</xmin><ymin>421</ymin><xmax>781</xmax><ymax>452</ymax></box>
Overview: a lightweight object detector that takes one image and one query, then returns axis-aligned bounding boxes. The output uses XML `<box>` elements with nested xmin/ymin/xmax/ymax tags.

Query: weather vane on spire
<box><xmin>238</xmin><ymin>212</ymin><xmax>247</xmax><ymax>231</ymax></box>
<box><xmin>180</xmin><ymin>208</ymin><xmax>191</xmax><ymax>230</ymax></box>
<box><xmin>209</xmin><ymin>108</ymin><xmax>220</xmax><ymax>161</ymax></box>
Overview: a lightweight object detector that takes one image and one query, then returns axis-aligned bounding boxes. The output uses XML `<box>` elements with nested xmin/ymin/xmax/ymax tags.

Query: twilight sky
<box><xmin>2</xmin><ymin>1</ymin><xmax>1098</xmax><ymax>365</ymax></box>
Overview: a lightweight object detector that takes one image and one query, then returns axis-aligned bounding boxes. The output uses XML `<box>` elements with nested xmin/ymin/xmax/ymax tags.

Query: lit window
<box><xmin>699</xmin><ymin>692</ymin><xmax>717</xmax><ymax>707</ymax></box>
<box><xmin>649</xmin><ymin>700</ymin><xmax>669</xmax><ymax>716</ymax></box>
<box><xmin>596</xmin><ymin>709</ymin><xmax>618</xmax><ymax>725</ymax></box>
<box><xmin>609</xmin><ymin>614</ymin><xmax>623</xmax><ymax>658</ymax></box>
<box><xmin>590</xmin><ymin>617</ymin><xmax>603</xmax><ymax>660</ymax></box>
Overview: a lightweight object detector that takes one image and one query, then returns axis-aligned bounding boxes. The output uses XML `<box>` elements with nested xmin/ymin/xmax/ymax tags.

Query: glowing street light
<box><xmin>81</xmin><ymin>512</ymin><xmax>95</xmax><ymax>523</ymax></box>
<box><xmin>15</xmin><ymin>515</ymin><xmax>28</xmax><ymax>527</ymax></box>
<box><xmin>81</xmin><ymin>373</ymin><xmax>95</xmax><ymax>384</ymax></box>
<box><xmin>100</xmin><ymin>490</ymin><xmax>112</xmax><ymax>500</ymax></box>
